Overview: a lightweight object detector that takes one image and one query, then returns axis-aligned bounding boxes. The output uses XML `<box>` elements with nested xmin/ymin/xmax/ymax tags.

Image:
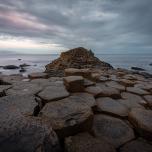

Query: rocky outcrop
<box><xmin>45</xmin><ymin>47</ymin><xmax>113</xmax><ymax>75</ymax></box>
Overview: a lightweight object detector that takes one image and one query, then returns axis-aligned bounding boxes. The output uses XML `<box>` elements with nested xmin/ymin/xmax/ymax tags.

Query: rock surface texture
<box><xmin>0</xmin><ymin>48</ymin><xmax>152</xmax><ymax>152</ymax></box>
<box><xmin>45</xmin><ymin>47</ymin><xmax>113</xmax><ymax>75</ymax></box>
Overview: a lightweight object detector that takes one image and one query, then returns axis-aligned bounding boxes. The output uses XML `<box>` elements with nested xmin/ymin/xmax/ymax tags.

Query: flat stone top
<box><xmin>38</xmin><ymin>85</ymin><xmax>69</xmax><ymax>102</ymax></box>
<box><xmin>128</xmin><ymin>108</ymin><xmax>152</xmax><ymax>133</ymax></box>
<box><xmin>40</xmin><ymin>96</ymin><xmax>93</xmax><ymax>130</ymax></box>
<box><xmin>93</xmin><ymin>114</ymin><xmax>135</xmax><ymax>148</ymax></box>
<box><xmin>28</xmin><ymin>72</ymin><xmax>48</xmax><ymax>78</ymax></box>
<box><xmin>64</xmin><ymin>76</ymin><xmax>84</xmax><ymax>82</ymax></box>
<box><xmin>0</xmin><ymin>95</ymin><xmax>37</xmax><ymax>116</ymax></box>
<box><xmin>96</xmin><ymin>97</ymin><xmax>129</xmax><ymax>117</ymax></box>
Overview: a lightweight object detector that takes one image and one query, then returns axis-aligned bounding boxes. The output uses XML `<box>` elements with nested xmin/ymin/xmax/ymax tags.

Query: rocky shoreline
<box><xmin>0</xmin><ymin>48</ymin><xmax>152</xmax><ymax>152</ymax></box>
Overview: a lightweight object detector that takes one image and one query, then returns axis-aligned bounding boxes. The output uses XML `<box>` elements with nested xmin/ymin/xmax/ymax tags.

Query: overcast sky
<box><xmin>0</xmin><ymin>0</ymin><xmax>152</xmax><ymax>54</ymax></box>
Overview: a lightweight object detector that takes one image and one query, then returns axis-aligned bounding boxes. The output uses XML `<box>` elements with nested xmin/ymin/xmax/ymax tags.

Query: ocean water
<box><xmin>0</xmin><ymin>53</ymin><xmax>152</xmax><ymax>76</ymax></box>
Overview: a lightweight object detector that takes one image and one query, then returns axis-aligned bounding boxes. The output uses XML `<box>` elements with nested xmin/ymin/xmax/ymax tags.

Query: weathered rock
<box><xmin>85</xmin><ymin>84</ymin><xmax>121</xmax><ymax>99</ymax></box>
<box><xmin>93</xmin><ymin>115</ymin><xmax>135</xmax><ymax>148</ymax></box>
<box><xmin>6</xmin><ymin>82</ymin><xmax>43</xmax><ymax>96</ymax></box>
<box><xmin>96</xmin><ymin>97</ymin><xmax>129</xmax><ymax>117</ymax></box>
<box><xmin>105</xmin><ymin>81</ymin><xmax>125</xmax><ymax>91</ymax></box>
<box><xmin>119</xmin><ymin>138</ymin><xmax>152</xmax><ymax>152</ymax></box>
<box><xmin>0</xmin><ymin>95</ymin><xmax>39</xmax><ymax>116</ymax></box>
<box><xmin>127</xmin><ymin>87</ymin><xmax>149</xmax><ymax>95</ymax></box>
<box><xmin>20</xmin><ymin>63</ymin><xmax>30</xmax><ymax>68</ymax></box>
<box><xmin>121</xmin><ymin>92</ymin><xmax>147</xmax><ymax>106</ymax></box>
<box><xmin>97</xmin><ymin>83</ymin><xmax>121</xmax><ymax>98</ymax></box>
<box><xmin>144</xmin><ymin>95</ymin><xmax>152</xmax><ymax>107</ymax></box>
<box><xmin>71</xmin><ymin>93</ymin><xmax>96</xmax><ymax>108</ymax></box>
<box><xmin>45</xmin><ymin>47</ymin><xmax>113</xmax><ymax>73</ymax></box>
<box><xmin>38</xmin><ymin>85</ymin><xmax>69</xmax><ymax>103</ymax></box>
<box><xmin>63</xmin><ymin>76</ymin><xmax>84</xmax><ymax>92</ymax></box>
<box><xmin>65</xmin><ymin>133</ymin><xmax>116</xmax><ymax>152</ymax></box>
<box><xmin>0</xmin><ymin>85</ymin><xmax>12</xmax><ymax>97</ymax></box>
<box><xmin>64</xmin><ymin>68</ymin><xmax>91</xmax><ymax>78</ymax></box>
<box><xmin>39</xmin><ymin>96</ymin><xmax>93</xmax><ymax>138</ymax></box>
<box><xmin>135</xmin><ymin>82</ymin><xmax>152</xmax><ymax>91</ymax></box>
<box><xmin>128</xmin><ymin>108</ymin><xmax>152</xmax><ymax>140</ymax></box>
<box><xmin>0</xmin><ymin>98</ymin><xmax>61</xmax><ymax>152</ymax></box>
<box><xmin>3</xmin><ymin>65</ymin><xmax>19</xmax><ymax>69</ymax></box>
<box><xmin>28</xmin><ymin>72</ymin><xmax>48</xmax><ymax>79</ymax></box>
<box><xmin>131</xmin><ymin>67</ymin><xmax>145</xmax><ymax>71</ymax></box>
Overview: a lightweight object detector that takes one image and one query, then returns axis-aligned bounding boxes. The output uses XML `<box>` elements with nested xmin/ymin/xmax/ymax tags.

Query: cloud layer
<box><xmin>0</xmin><ymin>0</ymin><xmax>152</xmax><ymax>53</ymax></box>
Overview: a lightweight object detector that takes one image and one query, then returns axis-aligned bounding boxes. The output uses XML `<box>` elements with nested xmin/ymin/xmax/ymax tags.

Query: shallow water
<box><xmin>0</xmin><ymin>53</ymin><xmax>152</xmax><ymax>76</ymax></box>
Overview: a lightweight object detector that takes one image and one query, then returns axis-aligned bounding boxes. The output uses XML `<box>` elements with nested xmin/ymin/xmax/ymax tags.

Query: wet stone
<box><xmin>84</xmin><ymin>79</ymin><xmax>95</xmax><ymax>87</ymax></box>
<box><xmin>39</xmin><ymin>96</ymin><xmax>93</xmax><ymax>138</ymax></box>
<box><xmin>0</xmin><ymin>95</ymin><xmax>38</xmax><ymax>116</ymax></box>
<box><xmin>96</xmin><ymin>97</ymin><xmax>129</xmax><ymax>117</ymax></box>
<box><xmin>126</xmin><ymin>87</ymin><xmax>149</xmax><ymax>95</ymax></box>
<box><xmin>93</xmin><ymin>114</ymin><xmax>135</xmax><ymax>148</ymax></box>
<box><xmin>71</xmin><ymin>93</ymin><xmax>96</xmax><ymax>108</ymax></box>
<box><xmin>128</xmin><ymin>108</ymin><xmax>152</xmax><ymax>140</ymax></box>
<box><xmin>0</xmin><ymin>99</ymin><xmax>61</xmax><ymax>152</ymax></box>
<box><xmin>63</xmin><ymin>76</ymin><xmax>84</xmax><ymax>92</ymax></box>
<box><xmin>119</xmin><ymin>79</ymin><xmax>136</xmax><ymax>87</ymax></box>
<box><xmin>6</xmin><ymin>82</ymin><xmax>43</xmax><ymax>96</ymax></box>
<box><xmin>121</xmin><ymin>92</ymin><xmax>147</xmax><ymax>105</ymax></box>
<box><xmin>38</xmin><ymin>85</ymin><xmax>69</xmax><ymax>103</ymax></box>
<box><xmin>65</xmin><ymin>133</ymin><xmax>116</xmax><ymax>152</ymax></box>
<box><xmin>119</xmin><ymin>138</ymin><xmax>152</xmax><ymax>152</ymax></box>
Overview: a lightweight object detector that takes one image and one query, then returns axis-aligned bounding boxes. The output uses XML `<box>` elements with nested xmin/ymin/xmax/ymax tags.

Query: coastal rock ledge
<box><xmin>45</xmin><ymin>47</ymin><xmax>113</xmax><ymax>75</ymax></box>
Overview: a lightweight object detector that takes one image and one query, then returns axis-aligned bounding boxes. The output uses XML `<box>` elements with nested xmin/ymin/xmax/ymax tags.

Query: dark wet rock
<box><xmin>38</xmin><ymin>85</ymin><xmax>69</xmax><ymax>103</ymax></box>
<box><xmin>0</xmin><ymin>98</ymin><xmax>61</xmax><ymax>152</ymax></box>
<box><xmin>149</xmin><ymin>63</ymin><xmax>152</xmax><ymax>66</ymax></box>
<box><xmin>127</xmin><ymin>87</ymin><xmax>149</xmax><ymax>95</ymax></box>
<box><xmin>6</xmin><ymin>82</ymin><xmax>43</xmax><ymax>96</ymax></box>
<box><xmin>144</xmin><ymin>95</ymin><xmax>152</xmax><ymax>107</ymax></box>
<box><xmin>0</xmin><ymin>85</ymin><xmax>12</xmax><ymax>97</ymax></box>
<box><xmin>19</xmin><ymin>68</ymin><xmax>26</xmax><ymax>73</ymax></box>
<box><xmin>71</xmin><ymin>93</ymin><xmax>96</xmax><ymax>108</ymax></box>
<box><xmin>96</xmin><ymin>97</ymin><xmax>129</xmax><ymax>117</ymax></box>
<box><xmin>45</xmin><ymin>47</ymin><xmax>113</xmax><ymax>74</ymax></box>
<box><xmin>0</xmin><ymin>95</ymin><xmax>38</xmax><ymax>116</ymax></box>
<box><xmin>63</xmin><ymin>76</ymin><xmax>84</xmax><ymax>92</ymax></box>
<box><xmin>65</xmin><ymin>133</ymin><xmax>116</xmax><ymax>152</ymax></box>
<box><xmin>3</xmin><ymin>65</ymin><xmax>19</xmax><ymax>70</ymax></box>
<box><xmin>128</xmin><ymin>108</ymin><xmax>152</xmax><ymax>140</ymax></box>
<box><xmin>93</xmin><ymin>115</ymin><xmax>135</xmax><ymax>148</ymax></box>
<box><xmin>20</xmin><ymin>63</ymin><xmax>30</xmax><ymax>68</ymax></box>
<box><xmin>28</xmin><ymin>72</ymin><xmax>49</xmax><ymax>79</ymax></box>
<box><xmin>119</xmin><ymin>138</ymin><xmax>152</xmax><ymax>152</ymax></box>
<box><xmin>131</xmin><ymin>67</ymin><xmax>145</xmax><ymax>71</ymax></box>
<box><xmin>39</xmin><ymin>96</ymin><xmax>93</xmax><ymax>138</ymax></box>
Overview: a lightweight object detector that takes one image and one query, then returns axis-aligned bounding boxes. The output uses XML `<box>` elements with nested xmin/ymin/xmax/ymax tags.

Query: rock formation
<box><xmin>45</xmin><ymin>47</ymin><xmax>113</xmax><ymax>75</ymax></box>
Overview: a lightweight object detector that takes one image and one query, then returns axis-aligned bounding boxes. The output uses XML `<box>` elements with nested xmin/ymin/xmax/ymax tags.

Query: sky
<box><xmin>0</xmin><ymin>0</ymin><xmax>152</xmax><ymax>54</ymax></box>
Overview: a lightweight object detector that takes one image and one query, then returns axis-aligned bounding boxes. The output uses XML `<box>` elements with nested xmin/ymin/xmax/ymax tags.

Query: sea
<box><xmin>0</xmin><ymin>53</ymin><xmax>152</xmax><ymax>76</ymax></box>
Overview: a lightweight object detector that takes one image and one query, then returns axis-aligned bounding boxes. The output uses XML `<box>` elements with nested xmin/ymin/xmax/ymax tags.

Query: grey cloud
<box><xmin>0</xmin><ymin>0</ymin><xmax>152</xmax><ymax>53</ymax></box>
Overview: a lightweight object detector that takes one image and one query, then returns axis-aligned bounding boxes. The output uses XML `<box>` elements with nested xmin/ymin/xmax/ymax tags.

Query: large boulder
<box><xmin>128</xmin><ymin>108</ymin><xmax>152</xmax><ymax>140</ymax></box>
<box><xmin>45</xmin><ymin>47</ymin><xmax>113</xmax><ymax>75</ymax></box>
<box><xmin>39</xmin><ymin>96</ymin><xmax>93</xmax><ymax>138</ymax></box>
<box><xmin>93</xmin><ymin>115</ymin><xmax>135</xmax><ymax>148</ymax></box>
<box><xmin>0</xmin><ymin>96</ymin><xmax>61</xmax><ymax>152</ymax></box>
